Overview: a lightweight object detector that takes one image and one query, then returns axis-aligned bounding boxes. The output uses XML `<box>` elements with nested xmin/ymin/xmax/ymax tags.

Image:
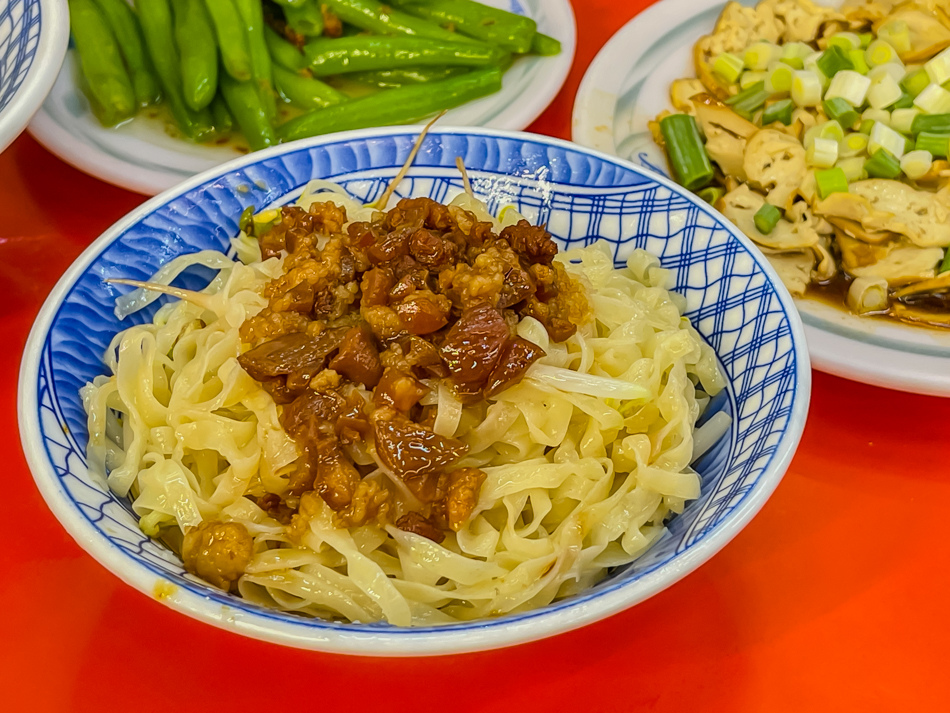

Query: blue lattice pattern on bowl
<box><xmin>23</xmin><ymin>128</ymin><xmax>809</xmax><ymax>654</ymax></box>
<box><xmin>0</xmin><ymin>0</ymin><xmax>41</xmax><ymax>113</ymax></box>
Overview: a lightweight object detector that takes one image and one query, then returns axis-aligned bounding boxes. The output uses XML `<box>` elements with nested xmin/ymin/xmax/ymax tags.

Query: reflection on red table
<box><xmin>2</xmin><ymin>2</ymin><xmax>949</xmax><ymax>710</ymax></box>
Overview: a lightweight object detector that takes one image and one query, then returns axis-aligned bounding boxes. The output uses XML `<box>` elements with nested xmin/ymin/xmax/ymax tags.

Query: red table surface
<box><xmin>2</xmin><ymin>1</ymin><xmax>949</xmax><ymax>710</ymax></box>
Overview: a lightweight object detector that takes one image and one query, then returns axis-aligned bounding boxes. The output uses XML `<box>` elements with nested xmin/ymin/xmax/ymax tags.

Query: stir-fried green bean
<box><xmin>390</xmin><ymin>0</ymin><xmax>536</xmax><ymax>53</ymax></box>
<box><xmin>321</xmin><ymin>0</ymin><xmax>478</xmax><ymax>44</ymax></box>
<box><xmin>170</xmin><ymin>0</ymin><xmax>218</xmax><ymax>111</ymax></box>
<box><xmin>279</xmin><ymin>67</ymin><xmax>502</xmax><ymax>141</ymax></box>
<box><xmin>90</xmin><ymin>0</ymin><xmax>161</xmax><ymax>107</ymax></box>
<box><xmin>219</xmin><ymin>72</ymin><xmax>277</xmax><ymax>150</ymax></box>
<box><xmin>283</xmin><ymin>0</ymin><xmax>324</xmax><ymax>37</ymax></box>
<box><xmin>202</xmin><ymin>0</ymin><xmax>252</xmax><ymax>80</ymax></box>
<box><xmin>234</xmin><ymin>0</ymin><xmax>276</xmax><ymax>120</ymax></box>
<box><xmin>135</xmin><ymin>0</ymin><xmax>215</xmax><ymax>140</ymax></box>
<box><xmin>274</xmin><ymin>65</ymin><xmax>347</xmax><ymax>109</ymax></box>
<box><xmin>349</xmin><ymin>66</ymin><xmax>467</xmax><ymax>88</ymax></box>
<box><xmin>305</xmin><ymin>36</ymin><xmax>507</xmax><ymax>76</ymax></box>
<box><xmin>69</xmin><ymin>0</ymin><xmax>137</xmax><ymax>125</ymax></box>
<box><xmin>264</xmin><ymin>26</ymin><xmax>308</xmax><ymax>73</ymax></box>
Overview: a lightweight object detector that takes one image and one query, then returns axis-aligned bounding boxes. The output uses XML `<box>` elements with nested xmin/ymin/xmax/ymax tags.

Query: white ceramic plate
<box><xmin>0</xmin><ymin>0</ymin><xmax>69</xmax><ymax>153</ymax></box>
<box><xmin>571</xmin><ymin>0</ymin><xmax>950</xmax><ymax>397</ymax></box>
<box><xmin>28</xmin><ymin>0</ymin><xmax>575</xmax><ymax>196</ymax></box>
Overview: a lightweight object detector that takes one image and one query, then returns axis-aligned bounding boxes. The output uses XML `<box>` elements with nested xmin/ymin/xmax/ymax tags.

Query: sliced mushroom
<box><xmin>873</xmin><ymin>5</ymin><xmax>950</xmax><ymax>62</ymax></box>
<box><xmin>670</xmin><ymin>79</ymin><xmax>707</xmax><ymax>115</ymax></box>
<box><xmin>825</xmin><ymin>216</ymin><xmax>898</xmax><ymax>244</ymax></box>
<box><xmin>836</xmin><ymin>232</ymin><xmax>894</xmax><ymax>270</ymax></box>
<box><xmin>890</xmin><ymin>302</ymin><xmax>950</xmax><ymax>326</ymax></box>
<box><xmin>693</xmin><ymin>94</ymin><xmax>758</xmax><ymax>180</ymax></box>
<box><xmin>721</xmin><ymin>184</ymin><xmax>822</xmax><ymax>250</ymax></box>
<box><xmin>744</xmin><ymin>129</ymin><xmax>808</xmax><ymax>210</ymax></box>
<box><xmin>892</xmin><ymin>270</ymin><xmax>950</xmax><ymax>297</ymax></box>
<box><xmin>764</xmin><ymin>250</ymin><xmax>816</xmax><ymax>296</ymax></box>
<box><xmin>847</xmin><ymin>240</ymin><xmax>944</xmax><ymax>284</ymax></box>
<box><xmin>816</xmin><ymin>180</ymin><xmax>950</xmax><ymax>248</ymax></box>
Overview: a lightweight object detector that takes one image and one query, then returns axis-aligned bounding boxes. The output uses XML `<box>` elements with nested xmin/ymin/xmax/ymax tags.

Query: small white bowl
<box><xmin>19</xmin><ymin>127</ymin><xmax>811</xmax><ymax>655</ymax></box>
<box><xmin>0</xmin><ymin>0</ymin><xmax>68</xmax><ymax>153</ymax></box>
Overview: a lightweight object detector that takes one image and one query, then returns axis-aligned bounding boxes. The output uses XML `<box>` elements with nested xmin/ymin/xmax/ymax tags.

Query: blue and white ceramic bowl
<box><xmin>19</xmin><ymin>128</ymin><xmax>810</xmax><ymax>656</ymax></box>
<box><xmin>0</xmin><ymin>0</ymin><xmax>68</xmax><ymax>153</ymax></box>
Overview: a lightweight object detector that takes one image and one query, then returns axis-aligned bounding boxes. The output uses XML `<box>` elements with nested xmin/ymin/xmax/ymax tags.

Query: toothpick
<box><xmin>374</xmin><ymin>111</ymin><xmax>446</xmax><ymax>212</ymax></box>
<box><xmin>106</xmin><ymin>278</ymin><xmax>215</xmax><ymax>309</ymax></box>
<box><xmin>455</xmin><ymin>156</ymin><xmax>474</xmax><ymax>197</ymax></box>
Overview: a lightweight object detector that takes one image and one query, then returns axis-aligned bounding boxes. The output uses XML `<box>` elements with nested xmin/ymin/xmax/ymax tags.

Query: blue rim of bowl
<box><xmin>18</xmin><ymin>126</ymin><xmax>812</xmax><ymax>656</ymax></box>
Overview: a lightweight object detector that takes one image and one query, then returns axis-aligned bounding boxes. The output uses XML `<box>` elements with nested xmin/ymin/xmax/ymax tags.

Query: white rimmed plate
<box><xmin>571</xmin><ymin>0</ymin><xmax>950</xmax><ymax>397</ymax></box>
<box><xmin>28</xmin><ymin>0</ymin><xmax>576</xmax><ymax>195</ymax></box>
<box><xmin>0</xmin><ymin>0</ymin><xmax>69</xmax><ymax>153</ymax></box>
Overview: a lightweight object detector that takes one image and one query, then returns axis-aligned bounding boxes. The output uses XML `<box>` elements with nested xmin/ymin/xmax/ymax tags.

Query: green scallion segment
<box><xmin>911</xmin><ymin>113</ymin><xmax>950</xmax><ymax>135</ymax></box>
<box><xmin>724</xmin><ymin>80</ymin><xmax>769</xmax><ymax>118</ymax></box>
<box><xmin>822</xmin><ymin>97</ymin><xmax>859</xmax><ymax>129</ymax></box>
<box><xmin>762</xmin><ymin>98</ymin><xmax>794</xmax><ymax>125</ymax></box>
<box><xmin>753</xmin><ymin>203</ymin><xmax>782</xmax><ymax>234</ymax></box>
<box><xmin>816</xmin><ymin>46</ymin><xmax>853</xmax><ymax>77</ymax></box>
<box><xmin>940</xmin><ymin>248</ymin><xmax>950</xmax><ymax>274</ymax></box>
<box><xmin>864</xmin><ymin>148</ymin><xmax>903</xmax><ymax>179</ymax></box>
<box><xmin>847</xmin><ymin>48</ymin><xmax>869</xmax><ymax>74</ymax></box>
<box><xmin>915</xmin><ymin>131</ymin><xmax>950</xmax><ymax>157</ymax></box>
<box><xmin>858</xmin><ymin>32</ymin><xmax>874</xmax><ymax>49</ymax></box>
<box><xmin>901</xmin><ymin>68</ymin><xmax>931</xmax><ymax>98</ymax></box>
<box><xmin>659</xmin><ymin>114</ymin><xmax>715</xmax><ymax>191</ymax></box>
<box><xmin>859</xmin><ymin>119</ymin><xmax>875</xmax><ymax>134</ymax></box>
<box><xmin>892</xmin><ymin>92</ymin><xmax>915</xmax><ymax>109</ymax></box>
<box><xmin>697</xmin><ymin>186</ymin><xmax>725</xmax><ymax>204</ymax></box>
<box><xmin>815</xmin><ymin>167</ymin><xmax>850</xmax><ymax>199</ymax></box>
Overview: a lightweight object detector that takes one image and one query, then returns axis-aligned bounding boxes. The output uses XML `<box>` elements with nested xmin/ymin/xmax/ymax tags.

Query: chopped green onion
<box><xmin>803</xmin><ymin>124</ymin><xmax>823</xmax><ymax>149</ymax></box>
<box><xmin>744</xmin><ymin>41</ymin><xmax>780</xmax><ymax>71</ymax></box>
<box><xmin>827</xmin><ymin>32</ymin><xmax>861</xmax><ymax>51</ymax></box>
<box><xmin>878</xmin><ymin>20</ymin><xmax>911</xmax><ymax>54</ymax></box>
<box><xmin>823</xmin><ymin>97</ymin><xmax>859</xmax><ymax>129</ymax></box>
<box><xmin>867</xmin><ymin>74</ymin><xmax>903</xmax><ymax>109</ymax></box>
<box><xmin>836</xmin><ymin>156</ymin><xmax>867</xmax><ymax>182</ymax></box>
<box><xmin>926</xmin><ymin>46</ymin><xmax>950</xmax><ymax>85</ymax></box>
<box><xmin>863</xmin><ymin>108</ymin><xmax>891</xmax><ymax>126</ymax></box>
<box><xmin>819</xmin><ymin>119</ymin><xmax>845</xmax><ymax>143</ymax></box>
<box><xmin>869</xmin><ymin>120</ymin><xmax>907</xmax><ymax>158</ymax></box>
<box><xmin>901</xmin><ymin>149</ymin><xmax>934</xmax><ymax>179</ymax></box>
<box><xmin>804</xmin><ymin>53</ymin><xmax>831</xmax><ymax>88</ymax></box>
<box><xmin>762</xmin><ymin>98</ymin><xmax>794</xmax><ymax>125</ymax></box>
<box><xmin>792</xmin><ymin>70</ymin><xmax>823</xmax><ymax>106</ymax></box>
<box><xmin>807</xmin><ymin>136</ymin><xmax>839</xmax><ymax>167</ymax></box>
<box><xmin>915</xmin><ymin>131</ymin><xmax>950</xmax><ymax>157</ymax></box>
<box><xmin>859</xmin><ymin>119</ymin><xmax>875</xmax><ymax>134</ymax></box>
<box><xmin>826</xmin><ymin>70</ymin><xmax>872</xmax><ymax>106</ymax></box>
<box><xmin>864</xmin><ymin>148</ymin><xmax>903</xmax><ymax>178</ymax></box>
<box><xmin>782</xmin><ymin>42</ymin><xmax>814</xmax><ymax>66</ymax></box>
<box><xmin>905</xmin><ymin>135</ymin><xmax>916</xmax><ymax>154</ymax></box>
<box><xmin>697</xmin><ymin>186</ymin><xmax>725</xmax><ymax>204</ymax></box>
<box><xmin>753</xmin><ymin>203</ymin><xmax>782</xmax><ymax>234</ymax></box>
<box><xmin>659</xmin><ymin>114</ymin><xmax>715</xmax><ymax>191</ymax></box>
<box><xmin>901</xmin><ymin>68</ymin><xmax>931</xmax><ymax>97</ymax></box>
<box><xmin>914</xmin><ymin>83</ymin><xmax>950</xmax><ymax>114</ymax></box>
<box><xmin>911</xmin><ymin>112</ymin><xmax>950</xmax><ymax>133</ymax></box>
<box><xmin>817</xmin><ymin>45</ymin><xmax>854</xmax><ymax>77</ymax></box>
<box><xmin>713</xmin><ymin>52</ymin><xmax>745</xmax><ymax>83</ymax></box>
<box><xmin>939</xmin><ymin>248</ymin><xmax>950</xmax><ymax>274</ymax></box>
<box><xmin>866</xmin><ymin>39</ymin><xmax>901</xmax><ymax>68</ymax></box>
<box><xmin>782</xmin><ymin>56</ymin><xmax>805</xmax><ymax>70</ymax></box>
<box><xmin>859</xmin><ymin>33</ymin><xmax>874</xmax><ymax>49</ymax></box>
<box><xmin>766</xmin><ymin>61</ymin><xmax>794</xmax><ymax>93</ymax></box>
<box><xmin>868</xmin><ymin>63</ymin><xmax>906</xmax><ymax>86</ymax></box>
<box><xmin>740</xmin><ymin>70</ymin><xmax>768</xmax><ymax>90</ymax></box>
<box><xmin>840</xmin><ymin>131</ymin><xmax>870</xmax><ymax>157</ymax></box>
<box><xmin>848</xmin><ymin>49</ymin><xmax>870</xmax><ymax>75</ymax></box>
<box><xmin>890</xmin><ymin>108</ymin><xmax>920</xmax><ymax>133</ymax></box>
<box><xmin>892</xmin><ymin>92</ymin><xmax>915</xmax><ymax>109</ymax></box>
<box><xmin>725</xmin><ymin>80</ymin><xmax>770</xmax><ymax>118</ymax></box>
<box><xmin>815</xmin><ymin>167</ymin><xmax>850</xmax><ymax>199</ymax></box>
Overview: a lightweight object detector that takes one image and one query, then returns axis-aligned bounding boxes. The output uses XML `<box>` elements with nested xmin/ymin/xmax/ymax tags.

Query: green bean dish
<box><xmin>66</xmin><ymin>0</ymin><xmax>561</xmax><ymax>150</ymax></box>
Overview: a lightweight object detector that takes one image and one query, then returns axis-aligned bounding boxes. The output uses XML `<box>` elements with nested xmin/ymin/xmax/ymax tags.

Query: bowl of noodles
<box><xmin>19</xmin><ymin>126</ymin><xmax>809</xmax><ymax>655</ymax></box>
